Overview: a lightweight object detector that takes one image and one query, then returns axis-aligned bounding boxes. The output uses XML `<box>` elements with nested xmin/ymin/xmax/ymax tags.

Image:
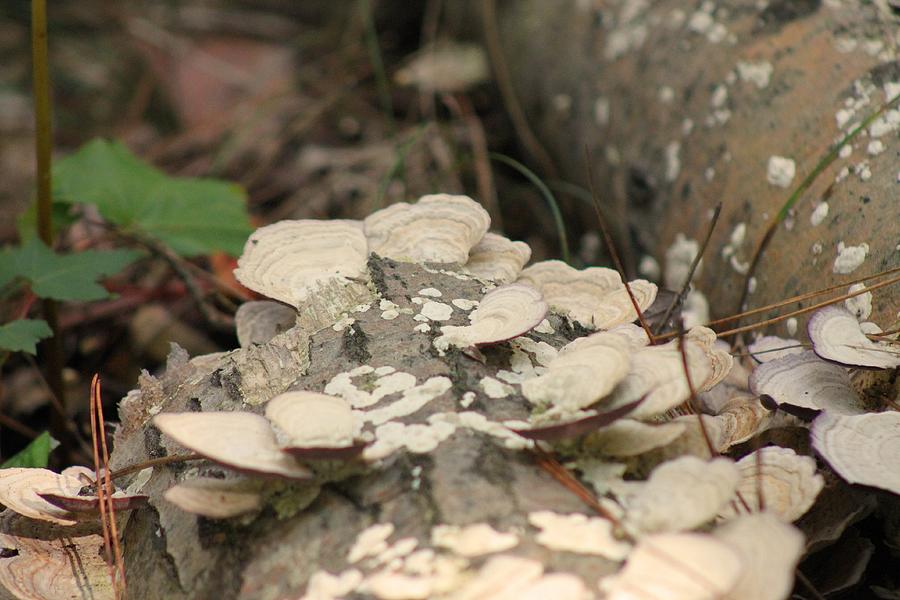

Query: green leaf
<box><xmin>0</xmin><ymin>237</ymin><xmax>140</xmax><ymax>301</ymax></box>
<box><xmin>54</xmin><ymin>139</ymin><xmax>252</xmax><ymax>257</ymax></box>
<box><xmin>0</xmin><ymin>319</ymin><xmax>53</xmax><ymax>354</ymax></box>
<box><xmin>1</xmin><ymin>432</ymin><xmax>58</xmax><ymax>469</ymax></box>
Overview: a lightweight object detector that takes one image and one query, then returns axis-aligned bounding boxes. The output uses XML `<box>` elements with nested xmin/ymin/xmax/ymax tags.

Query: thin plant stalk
<box><xmin>31</xmin><ymin>0</ymin><xmax>68</xmax><ymax>443</ymax></box>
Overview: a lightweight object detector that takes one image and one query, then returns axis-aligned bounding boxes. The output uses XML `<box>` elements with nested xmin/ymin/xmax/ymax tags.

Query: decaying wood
<box><xmin>110</xmin><ymin>257</ymin><xmax>619</xmax><ymax>599</ymax></box>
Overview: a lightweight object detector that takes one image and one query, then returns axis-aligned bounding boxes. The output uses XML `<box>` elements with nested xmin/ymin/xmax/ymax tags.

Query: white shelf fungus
<box><xmin>516</xmin><ymin>260</ymin><xmax>657</xmax><ymax>329</ymax></box>
<box><xmin>436</xmin><ymin>284</ymin><xmax>547</xmax><ymax>349</ymax></box>
<box><xmin>0</xmin><ymin>467</ymin><xmax>96</xmax><ymax>525</ymax></box>
<box><xmin>604</xmin><ymin>326</ymin><xmax>733</xmax><ymax>419</ymax></box>
<box><xmin>746</xmin><ymin>336</ymin><xmax>802</xmax><ymax>363</ymax></box>
<box><xmin>364</xmin><ymin>194</ymin><xmax>490</xmax><ymax>264</ymax></box>
<box><xmin>598</xmin><ymin>532</ymin><xmax>742</xmax><ymax>600</ymax></box>
<box><xmin>153</xmin><ymin>412</ymin><xmax>313</xmax><ymax>480</ymax></box>
<box><xmin>462</xmin><ymin>232</ymin><xmax>532</xmax><ymax>283</ymax></box>
<box><xmin>622</xmin><ymin>456</ymin><xmax>740</xmax><ymax>534</ymax></box>
<box><xmin>713</xmin><ymin>513</ymin><xmax>804</xmax><ymax>600</ymax></box>
<box><xmin>164</xmin><ymin>477</ymin><xmax>262</xmax><ymax>519</ymax></box>
<box><xmin>528</xmin><ymin>511</ymin><xmax>631</xmax><ymax>560</ymax></box>
<box><xmin>749</xmin><ymin>350</ymin><xmax>865</xmax><ymax>415</ymax></box>
<box><xmin>430</xmin><ymin>523</ymin><xmax>519</xmax><ymax>557</ymax></box>
<box><xmin>265</xmin><ymin>391</ymin><xmax>364</xmax><ymax>458</ymax></box>
<box><xmin>521</xmin><ymin>331</ymin><xmax>632</xmax><ymax>414</ymax></box>
<box><xmin>235</xmin><ymin>300</ymin><xmax>297</xmax><ymax>347</ymax></box>
<box><xmin>234</xmin><ymin>220</ymin><xmax>368</xmax><ymax>309</ymax></box>
<box><xmin>812</xmin><ymin>411</ymin><xmax>900</xmax><ymax>495</ymax></box>
<box><xmin>718</xmin><ymin>447</ymin><xmax>823</xmax><ymax>523</ymax></box>
<box><xmin>808</xmin><ymin>306</ymin><xmax>900</xmax><ymax>369</ymax></box>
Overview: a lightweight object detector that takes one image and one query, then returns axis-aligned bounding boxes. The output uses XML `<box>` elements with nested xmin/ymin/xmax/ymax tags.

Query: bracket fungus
<box><xmin>0</xmin><ymin>467</ymin><xmax>97</xmax><ymax>526</ymax></box>
<box><xmin>265</xmin><ymin>391</ymin><xmax>366</xmax><ymax>459</ymax></box>
<box><xmin>812</xmin><ymin>411</ymin><xmax>900</xmax><ymax>495</ymax></box>
<box><xmin>462</xmin><ymin>232</ymin><xmax>531</xmax><ymax>283</ymax></box>
<box><xmin>749</xmin><ymin>351</ymin><xmax>865</xmax><ymax>415</ymax></box>
<box><xmin>163</xmin><ymin>477</ymin><xmax>263</xmax><ymax>519</ymax></box>
<box><xmin>363</xmin><ymin>194</ymin><xmax>490</xmax><ymax>264</ymax></box>
<box><xmin>234</xmin><ymin>219</ymin><xmax>368</xmax><ymax>309</ymax></box>
<box><xmin>153</xmin><ymin>412</ymin><xmax>313</xmax><ymax>480</ymax></box>
<box><xmin>808</xmin><ymin>306</ymin><xmax>900</xmax><ymax>369</ymax></box>
<box><xmin>516</xmin><ymin>260</ymin><xmax>657</xmax><ymax>329</ymax></box>
<box><xmin>718</xmin><ymin>447</ymin><xmax>824</xmax><ymax>523</ymax></box>
<box><xmin>435</xmin><ymin>283</ymin><xmax>547</xmax><ymax>350</ymax></box>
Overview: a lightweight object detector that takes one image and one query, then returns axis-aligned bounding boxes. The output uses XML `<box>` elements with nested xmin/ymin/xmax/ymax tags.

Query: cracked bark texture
<box><xmin>471</xmin><ymin>0</ymin><xmax>899</xmax><ymax>329</ymax></box>
<box><xmin>111</xmin><ymin>257</ymin><xmax>619</xmax><ymax>600</ymax></box>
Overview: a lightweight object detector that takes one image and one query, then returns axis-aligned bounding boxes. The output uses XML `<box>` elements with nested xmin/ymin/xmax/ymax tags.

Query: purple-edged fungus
<box><xmin>808</xmin><ymin>306</ymin><xmax>900</xmax><ymax>369</ymax></box>
<box><xmin>235</xmin><ymin>300</ymin><xmax>298</xmax><ymax>347</ymax></box>
<box><xmin>749</xmin><ymin>351</ymin><xmax>865</xmax><ymax>415</ymax></box>
<box><xmin>38</xmin><ymin>491</ymin><xmax>148</xmax><ymax>514</ymax></box>
<box><xmin>812</xmin><ymin>410</ymin><xmax>900</xmax><ymax>495</ymax></box>
<box><xmin>605</xmin><ymin>326</ymin><xmax>733</xmax><ymax>419</ymax></box>
<box><xmin>265</xmin><ymin>391</ymin><xmax>366</xmax><ymax>459</ymax></box>
<box><xmin>153</xmin><ymin>412</ymin><xmax>313</xmax><ymax>480</ymax></box>
<box><xmin>622</xmin><ymin>456</ymin><xmax>740</xmax><ymax>534</ymax></box>
<box><xmin>234</xmin><ymin>220</ymin><xmax>368</xmax><ymax>309</ymax></box>
<box><xmin>516</xmin><ymin>260</ymin><xmax>657</xmax><ymax>330</ymax></box>
<box><xmin>598</xmin><ymin>532</ymin><xmax>742</xmax><ymax>600</ymax></box>
<box><xmin>435</xmin><ymin>284</ymin><xmax>547</xmax><ymax>350</ymax></box>
<box><xmin>521</xmin><ymin>331</ymin><xmax>632</xmax><ymax>415</ymax></box>
<box><xmin>363</xmin><ymin>194</ymin><xmax>490</xmax><ymax>264</ymax></box>
<box><xmin>713</xmin><ymin>513</ymin><xmax>804</xmax><ymax>600</ymax></box>
<box><xmin>462</xmin><ymin>232</ymin><xmax>532</xmax><ymax>283</ymax></box>
<box><xmin>0</xmin><ymin>467</ymin><xmax>96</xmax><ymax>525</ymax></box>
<box><xmin>0</xmin><ymin>511</ymin><xmax>113</xmax><ymax>600</ymax></box>
<box><xmin>718</xmin><ymin>447</ymin><xmax>823</xmax><ymax>523</ymax></box>
<box><xmin>164</xmin><ymin>477</ymin><xmax>262</xmax><ymax>519</ymax></box>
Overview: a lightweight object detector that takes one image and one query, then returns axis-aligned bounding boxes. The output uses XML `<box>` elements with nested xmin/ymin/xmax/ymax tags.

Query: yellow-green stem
<box><xmin>31</xmin><ymin>0</ymin><xmax>68</xmax><ymax>438</ymax></box>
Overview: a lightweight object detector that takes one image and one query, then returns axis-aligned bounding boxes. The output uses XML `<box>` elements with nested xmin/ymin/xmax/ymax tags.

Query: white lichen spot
<box><xmin>729</xmin><ymin>222</ymin><xmax>746</xmax><ymax>247</ymax></box>
<box><xmin>869</xmin><ymin>109</ymin><xmax>900</xmax><ymax>137</ymax></box>
<box><xmin>736</xmin><ymin>60</ymin><xmax>773</xmax><ymax>88</ymax></box>
<box><xmin>855</xmin><ymin>161</ymin><xmax>872</xmax><ymax>181</ymax></box>
<box><xmin>348</xmin><ymin>524</ymin><xmax>396</xmax><ymax>563</ymax></box>
<box><xmin>534</xmin><ymin>318</ymin><xmax>555</xmax><ymax>334</ymax></box>
<box><xmin>845</xmin><ymin>283</ymin><xmax>873</xmax><ymax>320</ymax></box>
<box><xmin>379</xmin><ymin>299</ymin><xmax>398</xmax><ymax>311</ymax></box>
<box><xmin>838</xmin><ymin>144</ymin><xmax>853</xmax><ymax>159</ymax></box>
<box><xmin>418</xmin><ymin>288</ymin><xmax>442</xmax><ymax>298</ymax></box>
<box><xmin>353</xmin><ymin>303</ymin><xmax>372</xmax><ymax>313</ymax></box>
<box><xmin>637</xmin><ymin>255</ymin><xmax>660</xmax><ymax>281</ymax></box>
<box><xmin>747</xmin><ymin>277</ymin><xmax>757</xmax><ymax>294</ymax></box>
<box><xmin>664</xmin><ymin>233</ymin><xmax>701</xmax><ymax>290</ymax></box>
<box><xmin>604</xmin><ymin>23</ymin><xmax>648</xmax><ymax>60</ymax></box>
<box><xmin>767</xmin><ymin>155</ymin><xmax>796</xmax><ymax>188</ymax></box>
<box><xmin>325</xmin><ymin>369</ymin><xmax>417</xmax><ymax>409</ymax></box>
<box><xmin>704</xmin><ymin>167</ymin><xmax>716</xmax><ymax>182</ymax></box>
<box><xmin>810</xmin><ymin>202</ymin><xmax>829</xmax><ymax>226</ymax></box>
<box><xmin>411</xmin><ymin>297</ymin><xmax>425</xmax><ymax>305</ymax></box>
<box><xmin>479</xmin><ymin>376</ymin><xmax>514</xmax><ymax>399</ymax></box>
<box><xmin>419</xmin><ymin>301</ymin><xmax>454</xmax><ymax>322</ymax></box>
<box><xmin>381</xmin><ymin>309</ymin><xmax>400</xmax><ymax>320</ymax></box>
<box><xmin>659</xmin><ymin>86</ymin><xmax>675</xmax><ymax>103</ymax></box>
<box><xmin>594</xmin><ymin>97</ymin><xmax>611</xmax><ymax>126</ymax></box>
<box><xmin>811</xmin><ymin>242</ymin><xmax>823</xmax><ymax>256</ymax></box>
<box><xmin>529</xmin><ymin>511</ymin><xmax>631</xmax><ymax>560</ymax></box>
<box><xmin>431</xmin><ymin>523</ymin><xmax>519</xmax><ymax>557</ymax></box>
<box><xmin>302</xmin><ymin>569</ymin><xmax>364</xmax><ymax>600</ymax></box>
<box><xmin>431</xmin><ymin>411</ymin><xmax>533</xmax><ymax>450</ymax></box>
<box><xmin>665</xmin><ymin>141</ymin><xmax>681</xmax><ymax>182</ymax></box>
<box><xmin>362</xmin><ymin>377</ymin><xmax>453</xmax><ymax>425</ymax></box>
<box><xmin>451</xmin><ymin>298</ymin><xmax>478</xmax><ymax>311</ymax></box>
<box><xmin>833</xmin><ymin>242</ymin><xmax>869</xmax><ymax>274</ymax></box>
<box><xmin>729</xmin><ymin>255</ymin><xmax>750</xmax><ymax>275</ymax></box>
<box><xmin>413</xmin><ymin>323</ymin><xmax>431</xmax><ymax>333</ymax></box>
<box><xmin>786</xmin><ymin>317</ymin><xmax>798</xmax><ymax>336</ymax></box>
<box><xmin>332</xmin><ymin>316</ymin><xmax>356</xmax><ymax>331</ymax></box>
<box><xmin>711</xmin><ymin>84</ymin><xmax>728</xmax><ymax>108</ymax></box>
<box><xmin>460</xmin><ymin>392</ymin><xmax>476</xmax><ymax>408</ymax></box>
<box><xmin>364</xmin><ymin>420</ymin><xmax>457</xmax><ymax>461</ymax></box>
<box><xmin>867</xmin><ymin>140</ymin><xmax>885</xmax><ymax>156</ymax></box>
<box><xmin>835</xmin><ymin>166</ymin><xmax>850</xmax><ymax>183</ymax></box>
<box><xmin>682</xmin><ymin>118</ymin><xmax>695</xmax><ymax>135</ymax></box>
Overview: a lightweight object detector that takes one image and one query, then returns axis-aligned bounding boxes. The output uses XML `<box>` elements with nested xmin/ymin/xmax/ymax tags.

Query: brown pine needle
<box><xmin>105</xmin><ymin>453</ymin><xmax>202</xmax><ymax>483</ymax></box>
<box><xmin>89</xmin><ymin>376</ymin><xmax>117</xmax><ymax>599</ymax></box>
<box><xmin>585</xmin><ymin>147</ymin><xmax>656</xmax><ymax>343</ymax></box>
<box><xmin>532</xmin><ymin>446</ymin><xmax>623</xmax><ymax>528</ymax></box>
<box><xmin>654</xmin><ymin>202</ymin><xmax>723</xmax><ymax>336</ymax></box>
<box><xmin>95</xmin><ymin>377</ymin><xmax>126</xmax><ymax>595</ymax></box>
<box><xmin>712</xmin><ymin>272</ymin><xmax>900</xmax><ymax>340</ymax></box>
<box><xmin>704</xmin><ymin>265</ymin><xmax>900</xmax><ymax>329</ymax></box>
